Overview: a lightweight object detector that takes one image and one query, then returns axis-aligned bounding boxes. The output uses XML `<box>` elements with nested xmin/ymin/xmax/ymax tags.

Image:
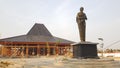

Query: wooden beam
<box><xmin>2</xmin><ymin>45</ymin><xmax>58</xmax><ymax>48</ymax></box>
<box><xmin>0</xmin><ymin>41</ymin><xmax>71</xmax><ymax>45</ymax></box>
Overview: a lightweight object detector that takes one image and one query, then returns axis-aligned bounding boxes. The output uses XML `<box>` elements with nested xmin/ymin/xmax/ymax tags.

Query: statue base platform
<box><xmin>72</xmin><ymin>42</ymin><xmax>99</xmax><ymax>59</ymax></box>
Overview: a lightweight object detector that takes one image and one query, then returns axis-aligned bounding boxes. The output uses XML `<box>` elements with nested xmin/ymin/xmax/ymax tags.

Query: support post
<box><xmin>37</xmin><ymin>45</ymin><xmax>40</xmax><ymax>57</ymax></box>
<box><xmin>65</xmin><ymin>46</ymin><xmax>67</xmax><ymax>56</ymax></box>
<box><xmin>21</xmin><ymin>46</ymin><xmax>24</xmax><ymax>58</ymax></box>
<box><xmin>55</xmin><ymin>44</ymin><xmax>58</xmax><ymax>56</ymax></box>
<box><xmin>14</xmin><ymin>45</ymin><xmax>17</xmax><ymax>57</ymax></box>
<box><xmin>26</xmin><ymin>45</ymin><xmax>28</xmax><ymax>58</ymax></box>
<box><xmin>1</xmin><ymin>46</ymin><xmax>4</xmax><ymax>57</ymax></box>
<box><xmin>46</xmin><ymin>42</ymin><xmax>50</xmax><ymax>56</ymax></box>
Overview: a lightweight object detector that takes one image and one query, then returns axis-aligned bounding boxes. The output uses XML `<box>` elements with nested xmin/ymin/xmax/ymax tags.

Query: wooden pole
<box><xmin>46</xmin><ymin>42</ymin><xmax>50</xmax><ymax>56</ymax></box>
<box><xmin>55</xmin><ymin>43</ymin><xmax>58</xmax><ymax>56</ymax></box>
<box><xmin>21</xmin><ymin>45</ymin><xmax>24</xmax><ymax>58</ymax></box>
<box><xmin>37</xmin><ymin>45</ymin><xmax>40</xmax><ymax>57</ymax></box>
<box><xmin>26</xmin><ymin>45</ymin><xmax>28</xmax><ymax>58</ymax></box>
<box><xmin>65</xmin><ymin>46</ymin><xmax>67</xmax><ymax>56</ymax></box>
<box><xmin>15</xmin><ymin>45</ymin><xmax>17</xmax><ymax>57</ymax></box>
<box><xmin>1</xmin><ymin>46</ymin><xmax>4</xmax><ymax>57</ymax></box>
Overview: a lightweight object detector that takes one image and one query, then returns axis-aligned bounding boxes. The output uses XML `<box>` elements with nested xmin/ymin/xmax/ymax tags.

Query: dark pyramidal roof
<box><xmin>27</xmin><ymin>23</ymin><xmax>53</xmax><ymax>37</ymax></box>
<box><xmin>0</xmin><ymin>23</ymin><xmax>74</xmax><ymax>44</ymax></box>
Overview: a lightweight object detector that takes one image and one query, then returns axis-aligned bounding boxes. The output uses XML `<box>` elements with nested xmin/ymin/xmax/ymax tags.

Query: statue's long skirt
<box><xmin>78</xmin><ymin>21</ymin><xmax>86</xmax><ymax>42</ymax></box>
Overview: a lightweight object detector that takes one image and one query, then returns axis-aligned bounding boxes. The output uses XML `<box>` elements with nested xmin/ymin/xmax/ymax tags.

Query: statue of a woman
<box><xmin>76</xmin><ymin>7</ymin><xmax>87</xmax><ymax>42</ymax></box>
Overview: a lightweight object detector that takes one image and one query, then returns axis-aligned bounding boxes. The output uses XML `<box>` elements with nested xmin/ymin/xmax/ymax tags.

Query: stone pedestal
<box><xmin>72</xmin><ymin>42</ymin><xmax>99</xmax><ymax>59</ymax></box>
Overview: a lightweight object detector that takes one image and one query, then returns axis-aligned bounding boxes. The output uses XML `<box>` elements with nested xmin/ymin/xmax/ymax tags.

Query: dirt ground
<box><xmin>0</xmin><ymin>56</ymin><xmax>120</xmax><ymax>68</ymax></box>
<box><xmin>0</xmin><ymin>56</ymin><xmax>65</xmax><ymax>68</ymax></box>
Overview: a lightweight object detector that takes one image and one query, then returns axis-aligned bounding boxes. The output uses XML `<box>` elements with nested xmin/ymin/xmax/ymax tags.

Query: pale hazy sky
<box><xmin>0</xmin><ymin>0</ymin><xmax>120</xmax><ymax>49</ymax></box>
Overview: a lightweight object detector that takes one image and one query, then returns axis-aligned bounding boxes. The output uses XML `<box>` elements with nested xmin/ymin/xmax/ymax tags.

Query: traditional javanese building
<box><xmin>0</xmin><ymin>23</ymin><xmax>74</xmax><ymax>57</ymax></box>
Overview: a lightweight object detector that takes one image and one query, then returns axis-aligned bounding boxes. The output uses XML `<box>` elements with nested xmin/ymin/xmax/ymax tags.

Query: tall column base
<box><xmin>72</xmin><ymin>42</ymin><xmax>99</xmax><ymax>59</ymax></box>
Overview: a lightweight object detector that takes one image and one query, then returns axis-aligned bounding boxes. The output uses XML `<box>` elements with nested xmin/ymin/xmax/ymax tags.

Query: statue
<box><xmin>73</xmin><ymin>7</ymin><xmax>98</xmax><ymax>59</ymax></box>
<box><xmin>76</xmin><ymin>7</ymin><xmax>87</xmax><ymax>42</ymax></box>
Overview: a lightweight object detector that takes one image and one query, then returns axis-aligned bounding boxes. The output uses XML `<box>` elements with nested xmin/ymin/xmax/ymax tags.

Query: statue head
<box><xmin>80</xmin><ymin>7</ymin><xmax>84</xmax><ymax>12</ymax></box>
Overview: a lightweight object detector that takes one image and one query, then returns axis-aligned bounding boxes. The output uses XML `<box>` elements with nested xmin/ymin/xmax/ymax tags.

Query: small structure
<box><xmin>0</xmin><ymin>23</ymin><xmax>74</xmax><ymax>57</ymax></box>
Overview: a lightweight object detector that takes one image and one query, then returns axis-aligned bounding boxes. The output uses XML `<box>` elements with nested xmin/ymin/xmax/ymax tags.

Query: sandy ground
<box><xmin>0</xmin><ymin>56</ymin><xmax>66</xmax><ymax>68</ymax></box>
<box><xmin>0</xmin><ymin>56</ymin><xmax>120</xmax><ymax>68</ymax></box>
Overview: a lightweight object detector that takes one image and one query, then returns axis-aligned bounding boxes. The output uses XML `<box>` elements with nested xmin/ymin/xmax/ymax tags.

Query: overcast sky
<box><xmin>0</xmin><ymin>0</ymin><xmax>120</xmax><ymax>49</ymax></box>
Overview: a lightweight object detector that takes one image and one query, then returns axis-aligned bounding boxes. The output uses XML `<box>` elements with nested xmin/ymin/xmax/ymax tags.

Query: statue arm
<box><xmin>76</xmin><ymin>14</ymin><xmax>79</xmax><ymax>23</ymax></box>
<box><xmin>76</xmin><ymin>13</ymin><xmax>87</xmax><ymax>23</ymax></box>
<box><xmin>84</xmin><ymin>14</ymin><xmax>87</xmax><ymax>20</ymax></box>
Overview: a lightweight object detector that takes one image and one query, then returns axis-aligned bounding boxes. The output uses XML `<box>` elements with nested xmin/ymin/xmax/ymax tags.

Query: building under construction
<box><xmin>0</xmin><ymin>23</ymin><xmax>74</xmax><ymax>57</ymax></box>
